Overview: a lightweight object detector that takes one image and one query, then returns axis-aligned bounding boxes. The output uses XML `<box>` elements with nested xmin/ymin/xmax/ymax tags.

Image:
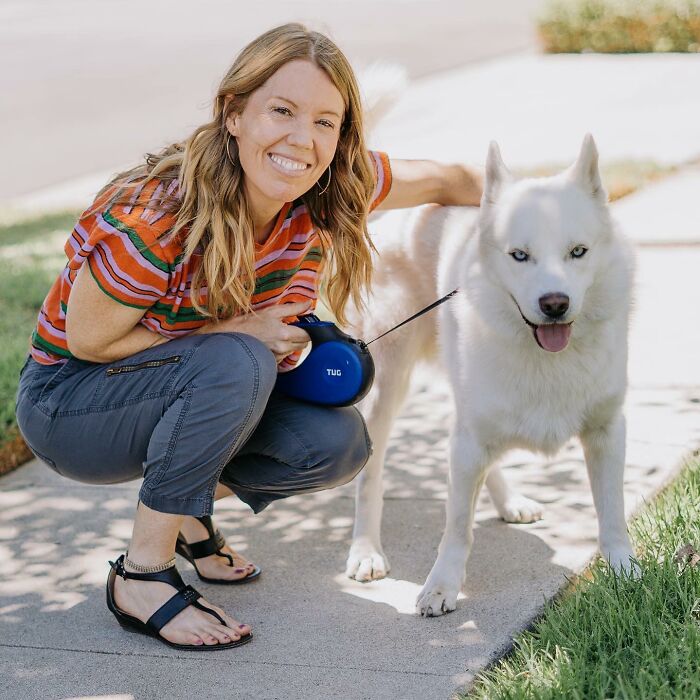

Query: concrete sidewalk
<box><xmin>1</xmin><ymin>52</ymin><xmax>700</xmax><ymax>700</ymax></box>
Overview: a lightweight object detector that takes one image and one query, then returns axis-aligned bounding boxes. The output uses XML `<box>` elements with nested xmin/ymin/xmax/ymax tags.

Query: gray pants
<box><xmin>14</xmin><ymin>332</ymin><xmax>372</xmax><ymax>516</ymax></box>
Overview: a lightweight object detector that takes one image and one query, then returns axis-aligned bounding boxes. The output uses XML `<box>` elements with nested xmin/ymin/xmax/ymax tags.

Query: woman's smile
<box><xmin>267</xmin><ymin>152</ymin><xmax>312</xmax><ymax>175</ymax></box>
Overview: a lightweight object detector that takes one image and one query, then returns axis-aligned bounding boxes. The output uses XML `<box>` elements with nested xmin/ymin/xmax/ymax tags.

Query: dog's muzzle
<box><xmin>510</xmin><ymin>295</ymin><xmax>573</xmax><ymax>353</ymax></box>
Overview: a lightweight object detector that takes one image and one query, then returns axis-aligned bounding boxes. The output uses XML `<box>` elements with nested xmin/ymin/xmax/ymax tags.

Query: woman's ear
<box><xmin>225</xmin><ymin>112</ymin><xmax>240</xmax><ymax>137</ymax></box>
<box><xmin>223</xmin><ymin>95</ymin><xmax>239</xmax><ymax>136</ymax></box>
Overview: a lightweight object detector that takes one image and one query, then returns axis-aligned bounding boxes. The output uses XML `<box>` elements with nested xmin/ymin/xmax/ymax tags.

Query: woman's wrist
<box><xmin>193</xmin><ymin>318</ymin><xmax>237</xmax><ymax>335</ymax></box>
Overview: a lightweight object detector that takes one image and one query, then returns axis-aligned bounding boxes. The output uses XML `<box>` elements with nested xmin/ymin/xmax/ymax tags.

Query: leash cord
<box><xmin>365</xmin><ymin>288</ymin><xmax>459</xmax><ymax>346</ymax></box>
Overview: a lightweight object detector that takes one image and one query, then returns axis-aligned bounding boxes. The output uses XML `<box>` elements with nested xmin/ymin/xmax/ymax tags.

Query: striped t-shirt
<box><xmin>30</xmin><ymin>150</ymin><xmax>392</xmax><ymax>370</ymax></box>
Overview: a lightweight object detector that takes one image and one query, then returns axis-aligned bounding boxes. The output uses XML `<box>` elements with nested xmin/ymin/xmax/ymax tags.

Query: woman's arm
<box><xmin>66</xmin><ymin>263</ymin><xmax>311</xmax><ymax>364</ymax></box>
<box><xmin>65</xmin><ymin>264</ymin><xmax>170</xmax><ymax>363</ymax></box>
<box><xmin>374</xmin><ymin>158</ymin><xmax>483</xmax><ymax>211</ymax></box>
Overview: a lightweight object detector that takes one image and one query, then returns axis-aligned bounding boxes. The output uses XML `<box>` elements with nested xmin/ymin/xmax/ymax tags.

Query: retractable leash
<box><xmin>274</xmin><ymin>289</ymin><xmax>459</xmax><ymax>407</ymax></box>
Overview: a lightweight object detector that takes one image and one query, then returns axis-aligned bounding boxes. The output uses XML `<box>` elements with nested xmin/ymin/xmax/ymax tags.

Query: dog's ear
<box><xmin>568</xmin><ymin>134</ymin><xmax>607</xmax><ymax>202</ymax></box>
<box><xmin>482</xmin><ymin>141</ymin><xmax>511</xmax><ymax>206</ymax></box>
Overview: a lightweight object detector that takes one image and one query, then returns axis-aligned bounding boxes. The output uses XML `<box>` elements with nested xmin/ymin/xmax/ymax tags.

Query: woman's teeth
<box><xmin>268</xmin><ymin>153</ymin><xmax>309</xmax><ymax>171</ymax></box>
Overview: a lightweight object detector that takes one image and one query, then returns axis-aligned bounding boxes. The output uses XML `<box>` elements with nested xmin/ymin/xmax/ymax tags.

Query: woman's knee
<box><xmin>318</xmin><ymin>407</ymin><xmax>373</xmax><ymax>487</ymax></box>
<box><xmin>190</xmin><ymin>332</ymin><xmax>277</xmax><ymax>401</ymax></box>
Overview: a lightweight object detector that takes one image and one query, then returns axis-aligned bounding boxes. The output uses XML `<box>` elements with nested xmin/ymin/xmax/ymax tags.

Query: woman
<box><xmin>14</xmin><ymin>23</ymin><xmax>482</xmax><ymax>651</ymax></box>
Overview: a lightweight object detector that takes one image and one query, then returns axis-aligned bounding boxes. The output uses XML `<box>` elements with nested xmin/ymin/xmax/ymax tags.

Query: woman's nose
<box><xmin>286</xmin><ymin>121</ymin><xmax>314</xmax><ymax>150</ymax></box>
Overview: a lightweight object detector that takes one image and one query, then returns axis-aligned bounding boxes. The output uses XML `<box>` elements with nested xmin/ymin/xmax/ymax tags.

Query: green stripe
<box><xmin>88</xmin><ymin>262</ymin><xmax>151</xmax><ymax>310</ymax></box>
<box><xmin>31</xmin><ymin>330</ymin><xmax>72</xmax><ymax>358</ymax></box>
<box><xmin>255</xmin><ymin>254</ymin><xmax>322</xmax><ymax>295</ymax></box>
<box><xmin>151</xmin><ymin>300</ymin><xmax>206</xmax><ymax>323</ymax></box>
<box><xmin>60</xmin><ymin>300</ymin><xmax>68</xmax><ymax>314</ymax></box>
<box><xmin>102</xmin><ymin>208</ymin><xmax>173</xmax><ymax>273</ymax></box>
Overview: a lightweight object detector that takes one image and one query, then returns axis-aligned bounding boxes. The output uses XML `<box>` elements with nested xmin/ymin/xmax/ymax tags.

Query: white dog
<box><xmin>344</xmin><ymin>135</ymin><xmax>636</xmax><ymax>616</ymax></box>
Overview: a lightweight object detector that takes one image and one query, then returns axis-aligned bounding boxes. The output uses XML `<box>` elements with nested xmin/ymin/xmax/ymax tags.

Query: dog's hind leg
<box><xmin>346</xmin><ymin>330</ymin><xmax>418</xmax><ymax>582</ymax></box>
<box><xmin>416</xmin><ymin>426</ymin><xmax>493</xmax><ymax>616</ymax></box>
<box><xmin>580</xmin><ymin>413</ymin><xmax>636</xmax><ymax>574</ymax></box>
<box><xmin>485</xmin><ymin>464</ymin><xmax>544</xmax><ymax>524</ymax></box>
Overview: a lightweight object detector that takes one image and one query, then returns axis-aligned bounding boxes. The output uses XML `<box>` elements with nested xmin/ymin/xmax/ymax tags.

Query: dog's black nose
<box><xmin>539</xmin><ymin>293</ymin><xmax>569</xmax><ymax>318</ymax></box>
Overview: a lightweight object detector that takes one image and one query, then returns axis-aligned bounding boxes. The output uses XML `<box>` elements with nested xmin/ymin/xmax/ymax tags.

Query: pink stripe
<box><xmin>31</xmin><ymin>347</ymin><xmax>63</xmax><ymax>365</ymax></box>
<box><xmin>90</xmin><ymin>249</ymin><xmax>162</xmax><ymax>304</ymax></box>
<box><xmin>140</xmin><ymin>316</ymin><xmax>190</xmax><ymax>337</ymax></box>
<box><xmin>94</xmin><ymin>215</ymin><xmax>169</xmax><ymax>273</ymax></box>
<box><xmin>66</xmin><ymin>224</ymin><xmax>89</xmax><ymax>258</ymax></box>
<box><xmin>122</xmin><ymin>182</ymin><xmax>146</xmax><ymax>215</ymax></box>
<box><xmin>97</xmin><ymin>240</ymin><xmax>167</xmax><ymax>294</ymax></box>
<box><xmin>95</xmin><ymin>215</ymin><xmax>169</xmax><ymax>282</ymax></box>
<box><xmin>255</xmin><ymin>229</ymin><xmax>315</xmax><ymax>268</ymax></box>
<box><xmin>38</xmin><ymin>313</ymin><xmax>67</xmax><ymax>341</ymax></box>
<box><xmin>285</xmin><ymin>282</ymin><xmax>316</xmax><ymax>295</ymax></box>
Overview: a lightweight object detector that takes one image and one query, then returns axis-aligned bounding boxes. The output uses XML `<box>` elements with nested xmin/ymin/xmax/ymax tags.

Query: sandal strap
<box><xmin>109</xmin><ymin>554</ymin><xmax>186</xmax><ymax>589</ymax></box>
<box><xmin>146</xmin><ymin>584</ymin><xmax>201</xmax><ymax>633</ymax></box>
<box><xmin>185</xmin><ymin>516</ymin><xmax>227</xmax><ymax>559</ymax></box>
<box><xmin>109</xmin><ymin>553</ymin><xmax>228</xmax><ymax>634</ymax></box>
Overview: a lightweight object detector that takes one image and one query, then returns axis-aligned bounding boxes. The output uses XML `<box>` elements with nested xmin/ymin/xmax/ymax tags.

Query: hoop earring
<box><xmin>225</xmin><ymin>133</ymin><xmax>237</xmax><ymax>167</ymax></box>
<box><xmin>317</xmin><ymin>165</ymin><xmax>332</xmax><ymax>195</ymax></box>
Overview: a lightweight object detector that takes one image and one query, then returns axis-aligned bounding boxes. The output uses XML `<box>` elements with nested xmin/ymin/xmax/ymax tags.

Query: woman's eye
<box><xmin>510</xmin><ymin>249</ymin><xmax>529</xmax><ymax>262</ymax></box>
<box><xmin>272</xmin><ymin>107</ymin><xmax>334</xmax><ymax>129</ymax></box>
<box><xmin>571</xmin><ymin>246</ymin><xmax>588</xmax><ymax>258</ymax></box>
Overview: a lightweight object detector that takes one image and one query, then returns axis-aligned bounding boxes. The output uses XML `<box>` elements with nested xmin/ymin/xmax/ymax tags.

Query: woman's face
<box><xmin>226</xmin><ymin>59</ymin><xmax>345</xmax><ymax>219</ymax></box>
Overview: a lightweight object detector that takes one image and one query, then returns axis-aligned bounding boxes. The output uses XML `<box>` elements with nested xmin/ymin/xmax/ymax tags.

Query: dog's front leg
<box><xmin>346</xmin><ymin>445</ymin><xmax>391</xmax><ymax>581</ymax></box>
<box><xmin>346</xmin><ymin>345</ymin><xmax>415</xmax><ymax>581</ymax></box>
<box><xmin>416</xmin><ymin>427</ymin><xmax>490</xmax><ymax>616</ymax></box>
<box><xmin>580</xmin><ymin>413</ymin><xmax>636</xmax><ymax>573</ymax></box>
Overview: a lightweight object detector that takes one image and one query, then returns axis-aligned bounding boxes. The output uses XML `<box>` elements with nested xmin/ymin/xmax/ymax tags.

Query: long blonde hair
<box><xmin>96</xmin><ymin>22</ymin><xmax>377</xmax><ymax>325</ymax></box>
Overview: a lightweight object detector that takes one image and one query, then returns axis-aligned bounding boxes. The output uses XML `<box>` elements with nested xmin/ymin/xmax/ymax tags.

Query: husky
<box><xmin>344</xmin><ymin>135</ymin><xmax>637</xmax><ymax>616</ymax></box>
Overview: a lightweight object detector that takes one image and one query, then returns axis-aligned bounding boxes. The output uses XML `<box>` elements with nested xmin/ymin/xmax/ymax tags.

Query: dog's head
<box><xmin>477</xmin><ymin>134</ymin><xmax>614</xmax><ymax>353</ymax></box>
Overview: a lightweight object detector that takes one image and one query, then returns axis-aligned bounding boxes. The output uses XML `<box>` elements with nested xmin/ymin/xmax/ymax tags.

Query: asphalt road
<box><xmin>1</xmin><ymin>0</ymin><xmax>544</xmax><ymax>201</ymax></box>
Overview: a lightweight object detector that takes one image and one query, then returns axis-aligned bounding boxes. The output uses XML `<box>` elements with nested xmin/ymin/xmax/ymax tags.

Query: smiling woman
<box><xmin>14</xmin><ymin>21</ymin><xmax>482</xmax><ymax>653</ymax></box>
<box><xmin>226</xmin><ymin>60</ymin><xmax>346</xmax><ymax>235</ymax></box>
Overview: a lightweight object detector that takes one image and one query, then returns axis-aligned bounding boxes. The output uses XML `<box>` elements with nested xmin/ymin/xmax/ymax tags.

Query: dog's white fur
<box><xmin>344</xmin><ymin>136</ymin><xmax>636</xmax><ymax>616</ymax></box>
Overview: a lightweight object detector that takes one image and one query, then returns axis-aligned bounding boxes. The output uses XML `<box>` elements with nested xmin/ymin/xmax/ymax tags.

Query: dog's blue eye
<box><xmin>571</xmin><ymin>246</ymin><xmax>588</xmax><ymax>258</ymax></box>
<box><xmin>510</xmin><ymin>250</ymin><xmax>529</xmax><ymax>262</ymax></box>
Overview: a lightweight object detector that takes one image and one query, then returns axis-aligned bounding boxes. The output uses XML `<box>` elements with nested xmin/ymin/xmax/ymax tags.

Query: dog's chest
<box><xmin>461</xmin><ymin>343</ymin><xmax>618</xmax><ymax>454</ymax></box>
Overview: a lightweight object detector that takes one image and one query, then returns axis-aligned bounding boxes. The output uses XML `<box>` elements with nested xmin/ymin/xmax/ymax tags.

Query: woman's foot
<box><xmin>113</xmin><ymin>559</ymin><xmax>252</xmax><ymax>647</ymax></box>
<box><xmin>179</xmin><ymin>515</ymin><xmax>257</xmax><ymax>582</ymax></box>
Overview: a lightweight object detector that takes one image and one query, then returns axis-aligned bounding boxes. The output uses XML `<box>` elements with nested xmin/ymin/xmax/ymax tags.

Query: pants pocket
<box><xmin>105</xmin><ymin>355</ymin><xmax>182</xmax><ymax>376</ymax></box>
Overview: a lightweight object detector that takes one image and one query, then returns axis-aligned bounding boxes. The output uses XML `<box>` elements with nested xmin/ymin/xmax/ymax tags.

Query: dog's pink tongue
<box><xmin>535</xmin><ymin>324</ymin><xmax>571</xmax><ymax>352</ymax></box>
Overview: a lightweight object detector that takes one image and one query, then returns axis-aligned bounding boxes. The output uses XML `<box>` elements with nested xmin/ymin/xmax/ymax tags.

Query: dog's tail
<box><xmin>357</xmin><ymin>61</ymin><xmax>409</xmax><ymax>137</ymax></box>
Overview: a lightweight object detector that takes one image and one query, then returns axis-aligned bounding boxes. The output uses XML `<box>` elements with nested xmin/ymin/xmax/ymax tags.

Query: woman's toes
<box><xmin>207</xmin><ymin>624</ymin><xmax>238</xmax><ymax>644</ymax></box>
<box><xmin>214</xmin><ymin>625</ymin><xmax>239</xmax><ymax>642</ymax></box>
<box><xmin>200</xmin><ymin>631</ymin><xmax>220</xmax><ymax>645</ymax></box>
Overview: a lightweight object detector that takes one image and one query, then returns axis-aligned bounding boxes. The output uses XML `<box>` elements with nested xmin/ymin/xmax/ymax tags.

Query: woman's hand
<box><xmin>197</xmin><ymin>301</ymin><xmax>312</xmax><ymax>364</ymax></box>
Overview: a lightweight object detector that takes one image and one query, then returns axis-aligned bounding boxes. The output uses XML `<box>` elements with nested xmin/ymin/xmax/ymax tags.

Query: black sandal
<box><xmin>105</xmin><ymin>553</ymin><xmax>252</xmax><ymax>650</ymax></box>
<box><xmin>175</xmin><ymin>515</ymin><xmax>262</xmax><ymax>585</ymax></box>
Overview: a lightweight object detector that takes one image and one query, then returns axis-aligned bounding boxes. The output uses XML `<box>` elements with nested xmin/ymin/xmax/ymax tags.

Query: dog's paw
<box><xmin>416</xmin><ymin>584</ymin><xmax>458</xmax><ymax>617</ymax></box>
<box><xmin>345</xmin><ymin>544</ymin><xmax>390</xmax><ymax>582</ymax></box>
<box><xmin>603</xmin><ymin>546</ymin><xmax>639</xmax><ymax>577</ymax></box>
<box><xmin>496</xmin><ymin>494</ymin><xmax>544</xmax><ymax>524</ymax></box>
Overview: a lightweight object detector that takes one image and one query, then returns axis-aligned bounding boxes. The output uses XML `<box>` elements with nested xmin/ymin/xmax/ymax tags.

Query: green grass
<box><xmin>538</xmin><ymin>0</ymin><xmax>700</xmax><ymax>53</ymax></box>
<box><xmin>0</xmin><ymin>211</ymin><xmax>78</xmax><ymax>453</ymax></box>
<box><xmin>464</xmin><ymin>458</ymin><xmax>700</xmax><ymax>699</ymax></box>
